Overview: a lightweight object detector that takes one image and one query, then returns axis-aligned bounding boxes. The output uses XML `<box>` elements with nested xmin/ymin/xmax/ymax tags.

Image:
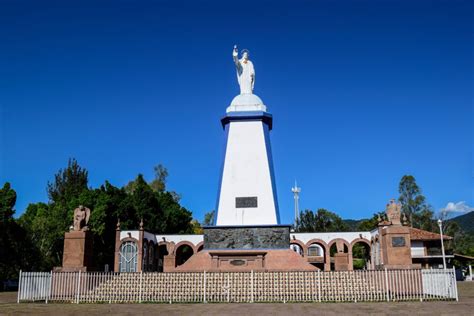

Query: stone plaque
<box><xmin>204</xmin><ymin>225</ymin><xmax>290</xmax><ymax>250</ymax></box>
<box><xmin>236</xmin><ymin>197</ymin><xmax>258</xmax><ymax>208</ymax></box>
<box><xmin>392</xmin><ymin>236</ymin><xmax>406</xmax><ymax>247</ymax></box>
<box><xmin>230</xmin><ymin>259</ymin><xmax>246</xmax><ymax>266</ymax></box>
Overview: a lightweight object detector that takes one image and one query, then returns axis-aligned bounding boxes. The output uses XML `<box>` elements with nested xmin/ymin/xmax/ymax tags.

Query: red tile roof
<box><xmin>409</xmin><ymin>227</ymin><xmax>452</xmax><ymax>241</ymax></box>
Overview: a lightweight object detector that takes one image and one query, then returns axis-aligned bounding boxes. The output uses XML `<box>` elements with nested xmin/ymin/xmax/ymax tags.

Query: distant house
<box><xmin>410</xmin><ymin>227</ymin><xmax>453</xmax><ymax>269</ymax></box>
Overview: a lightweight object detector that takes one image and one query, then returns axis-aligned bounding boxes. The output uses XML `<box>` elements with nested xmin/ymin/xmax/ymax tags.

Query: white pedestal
<box><xmin>215</xmin><ymin>94</ymin><xmax>280</xmax><ymax>226</ymax></box>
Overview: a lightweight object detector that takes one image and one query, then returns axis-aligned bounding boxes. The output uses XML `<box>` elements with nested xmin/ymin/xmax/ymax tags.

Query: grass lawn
<box><xmin>1</xmin><ymin>282</ymin><xmax>472</xmax><ymax>315</ymax></box>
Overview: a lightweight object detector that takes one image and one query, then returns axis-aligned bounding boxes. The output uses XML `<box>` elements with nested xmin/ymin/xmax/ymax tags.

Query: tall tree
<box><xmin>0</xmin><ymin>183</ymin><xmax>17</xmax><ymax>280</ymax></box>
<box><xmin>150</xmin><ymin>164</ymin><xmax>168</xmax><ymax>193</ymax></box>
<box><xmin>19</xmin><ymin>159</ymin><xmax>91</xmax><ymax>268</ymax></box>
<box><xmin>1</xmin><ymin>183</ymin><xmax>41</xmax><ymax>281</ymax></box>
<box><xmin>0</xmin><ymin>182</ymin><xmax>16</xmax><ymax>223</ymax></box>
<box><xmin>47</xmin><ymin>158</ymin><xmax>88</xmax><ymax>204</ymax></box>
<box><xmin>296</xmin><ymin>209</ymin><xmax>349</xmax><ymax>233</ymax></box>
<box><xmin>398</xmin><ymin>175</ymin><xmax>433</xmax><ymax>229</ymax></box>
<box><xmin>125</xmin><ymin>164</ymin><xmax>169</xmax><ymax>194</ymax></box>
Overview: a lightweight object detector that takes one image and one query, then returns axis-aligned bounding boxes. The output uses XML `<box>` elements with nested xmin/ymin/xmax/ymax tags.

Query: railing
<box><xmin>17</xmin><ymin>268</ymin><xmax>458</xmax><ymax>304</ymax></box>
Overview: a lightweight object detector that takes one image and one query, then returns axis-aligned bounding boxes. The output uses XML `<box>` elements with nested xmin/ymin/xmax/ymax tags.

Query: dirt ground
<box><xmin>1</xmin><ymin>282</ymin><xmax>473</xmax><ymax>316</ymax></box>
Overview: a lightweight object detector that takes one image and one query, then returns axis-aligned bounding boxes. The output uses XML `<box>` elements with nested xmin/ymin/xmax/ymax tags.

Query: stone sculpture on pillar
<box><xmin>378</xmin><ymin>199</ymin><xmax>416</xmax><ymax>269</ymax></box>
<box><xmin>59</xmin><ymin>205</ymin><xmax>94</xmax><ymax>271</ymax></box>
<box><xmin>163</xmin><ymin>241</ymin><xmax>176</xmax><ymax>272</ymax></box>
<box><xmin>73</xmin><ymin>205</ymin><xmax>90</xmax><ymax>231</ymax></box>
<box><xmin>385</xmin><ymin>199</ymin><xmax>402</xmax><ymax>226</ymax></box>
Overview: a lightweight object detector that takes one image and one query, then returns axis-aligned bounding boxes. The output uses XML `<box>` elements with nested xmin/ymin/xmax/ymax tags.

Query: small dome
<box><xmin>230</xmin><ymin>94</ymin><xmax>264</xmax><ymax>106</ymax></box>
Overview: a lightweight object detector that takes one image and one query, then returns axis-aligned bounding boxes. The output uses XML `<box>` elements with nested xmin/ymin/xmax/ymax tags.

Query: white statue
<box><xmin>233</xmin><ymin>45</ymin><xmax>255</xmax><ymax>94</ymax></box>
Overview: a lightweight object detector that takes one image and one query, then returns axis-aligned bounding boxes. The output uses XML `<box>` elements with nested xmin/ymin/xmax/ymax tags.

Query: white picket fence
<box><xmin>17</xmin><ymin>268</ymin><xmax>458</xmax><ymax>304</ymax></box>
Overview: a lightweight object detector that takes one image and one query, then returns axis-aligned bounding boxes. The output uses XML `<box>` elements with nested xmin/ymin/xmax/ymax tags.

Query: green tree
<box><xmin>190</xmin><ymin>219</ymin><xmax>203</xmax><ymax>234</ymax></box>
<box><xmin>121</xmin><ymin>174</ymin><xmax>192</xmax><ymax>234</ymax></box>
<box><xmin>357</xmin><ymin>211</ymin><xmax>385</xmax><ymax>231</ymax></box>
<box><xmin>203</xmin><ymin>210</ymin><xmax>215</xmax><ymax>226</ymax></box>
<box><xmin>18</xmin><ymin>160</ymin><xmax>195</xmax><ymax>271</ymax></box>
<box><xmin>398</xmin><ymin>175</ymin><xmax>434</xmax><ymax>229</ymax></box>
<box><xmin>18</xmin><ymin>159</ymin><xmax>91</xmax><ymax>268</ymax></box>
<box><xmin>125</xmin><ymin>164</ymin><xmax>169</xmax><ymax>194</ymax></box>
<box><xmin>47</xmin><ymin>158</ymin><xmax>88</xmax><ymax>204</ymax></box>
<box><xmin>296</xmin><ymin>209</ymin><xmax>350</xmax><ymax>233</ymax></box>
<box><xmin>440</xmin><ymin>212</ymin><xmax>474</xmax><ymax>258</ymax></box>
<box><xmin>1</xmin><ymin>183</ymin><xmax>42</xmax><ymax>281</ymax></box>
<box><xmin>150</xmin><ymin>164</ymin><xmax>168</xmax><ymax>193</ymax></box>
<box><xmin>157</xmin><ymin>191</ymin><xmax>193</xmax><ymax>234</ymax></box>
<box><xmin>86</xmin><ymin>182</ymin><xmax>130</xmax><ymax>270</ymax></box>
<box><xmin>0</xmin><ymin>182</ymin><xmax>16</xmax><ymax>222</ymax></box>
<box><xmin>0</xmin><ymin>182</ymin><xmax>18</xmax><ymax>280</ymax></box>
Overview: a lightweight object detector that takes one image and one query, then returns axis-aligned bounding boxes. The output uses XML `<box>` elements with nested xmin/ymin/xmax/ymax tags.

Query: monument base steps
<box><xmin>172</xmin><ymin>249</ymin><xmax>318</xmax><ymax>272</ymax></box>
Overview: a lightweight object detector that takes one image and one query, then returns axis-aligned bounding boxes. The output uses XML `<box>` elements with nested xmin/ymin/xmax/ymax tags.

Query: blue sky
<box><xmin>1</xmin><ymin>0</ymin><xmax>472</xmax><ymax>224</ymax></box>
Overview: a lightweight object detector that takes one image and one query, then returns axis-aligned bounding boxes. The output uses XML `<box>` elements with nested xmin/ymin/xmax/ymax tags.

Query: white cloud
<box><xmin>441</xmin><ymin>201</ymin><xmax>474</xmax><ymax>214</ymax></box>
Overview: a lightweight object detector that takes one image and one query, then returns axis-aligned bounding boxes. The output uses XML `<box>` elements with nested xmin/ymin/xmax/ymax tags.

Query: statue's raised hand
<box><xmin>232</xmin><ymin>45</ymin><xmax>238</xmax><ymax>57</ymax></box>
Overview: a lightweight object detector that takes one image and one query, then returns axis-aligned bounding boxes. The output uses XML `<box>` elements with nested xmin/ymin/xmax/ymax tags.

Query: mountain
<box><xmin>449</xmin><ymin>211</ymin><xmax>474</xmax><ymax>234</ymax></box>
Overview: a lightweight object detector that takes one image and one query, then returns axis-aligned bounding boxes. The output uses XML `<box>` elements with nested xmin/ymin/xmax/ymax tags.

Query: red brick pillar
<box><xmin>114</xmin><ymin>219</ymin><xmax>121</xmax><ymax>272</ymax></box>
<box><xmin>137</xmin><ymin>219</ymin><xmax>144</xmax><ymax>273</ymax></box>
<box><xmin>324</xmin><ymin>248</ymin><xmax>331</xmax><ymax>271</ymax></box>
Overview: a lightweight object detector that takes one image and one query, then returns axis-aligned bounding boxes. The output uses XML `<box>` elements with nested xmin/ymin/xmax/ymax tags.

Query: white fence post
<box><xmin>139</xmin><ymin>271</ymin><xmax>143</xmax><ymax>303</ymax></box>
<box><xmin>17</xmin><ymin>270</ymin><xmax>22</xmax><ymax>304</ymax></box>
<box><xmin>384</xmin><ymin>268</ymin><xmax>389</xmax><ymax>302</ymax></box>
<box><xmin>453</xmin><ymin>267</ymin><xmax>459</xmax><ymax>301</ymax></box>
<box><xmin>46</xmin><ymin>271</ymin><xmax>52</xmax><ymax>304</ymax></box>
<box><xmin>317</xmin><ymin>270</ymin><xmax>321</xmax><ymax>303</ymax></box>
<box><xmin>76</xmin><ymin>271</ymin><xmax>81</xmax><ymax>304</ymax></box>
<box><xmin>227</xmin><ymin>273</ymin><xmax>230</xmax><ymax>303</ymax></box>
<box><xmin>250</xmin><ymin>270</ymin><xmax>254</xmax><ymax>303</ymax></box>
<box><xmin>203</xmin><ymin>271</ymin><xmax>207</xmax><ymax>303</ymax></box>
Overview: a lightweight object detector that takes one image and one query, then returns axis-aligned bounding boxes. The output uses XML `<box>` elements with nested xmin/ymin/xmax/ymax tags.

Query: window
<box><xmin>119</xmin><ymin>241</ymin><xmax>138</xmax><ymax>272</ymax></box>
<box><xmin>308</xmin><ymin>244</ymin><xmax>323</xmax><ymax>257</ymax></box>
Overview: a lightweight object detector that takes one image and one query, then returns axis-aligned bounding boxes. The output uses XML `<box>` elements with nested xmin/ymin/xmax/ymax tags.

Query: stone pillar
<box><xmin>334</xmin><ymin>253</ymin><xmax>349</xmax><ymax>271</ymax></box>
<box><xmin>163</xmin><ymin>255</ymin><xmax>176</xmax><ymax>272</ymax></box>
<box><xmin>380</xmin><ymin>225</ymin><xmax>413</xmax><ymax>269</ymax></box>
<box><xmin>137</xmin><ymin>220</ymin><xmax>144</xmax><ymax>273</ymax></box>
<box><xmin>114</xmin><ymin>220</ymin><xmax>121</xmax><ymax>272</ymax></box>
<box><xmin>61</xmin><ymin>230</ymin><xmax>93</xmax><ymax>271</ymax></box>
<box><xmin>348</xmin><ymin>251</ymin><xmax>353</xmax><ymax>271</ymax></box>
<box><xmin>324</xmin><ymin>251</ymin><xmax>331</xmax><ymax>271</ymax></box>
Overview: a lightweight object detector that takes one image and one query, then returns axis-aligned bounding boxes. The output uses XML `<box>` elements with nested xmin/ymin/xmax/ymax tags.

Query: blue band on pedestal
<box><xmin>221</xmin><ymin>111</ymin><xmax>273</xmax><ymax>130</ymax></box>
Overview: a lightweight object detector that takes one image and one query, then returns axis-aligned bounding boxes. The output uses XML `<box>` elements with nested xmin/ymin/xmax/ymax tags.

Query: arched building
<box><xmin>113</xmin><ymin>211</ymin><xmax>452</xmax><ymax>273</ymax></box>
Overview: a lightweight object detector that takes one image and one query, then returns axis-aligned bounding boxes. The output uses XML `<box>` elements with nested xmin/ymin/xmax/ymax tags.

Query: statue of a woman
<box><xmin>233</xmin><ymin>45</ymin><xmax>255</xmax><ymax>94</ymax></box>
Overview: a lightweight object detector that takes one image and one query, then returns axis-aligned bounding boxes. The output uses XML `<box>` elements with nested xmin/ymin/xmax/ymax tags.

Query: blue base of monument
<box><xmin>203</xmin><ymin>225</ymin><xmax>291</xmax><ymax>250</ymax></box>
<box><xmin>221</xmin><ymin>111</ymin><xmax>273</xmax><ymax>130</ymax></box>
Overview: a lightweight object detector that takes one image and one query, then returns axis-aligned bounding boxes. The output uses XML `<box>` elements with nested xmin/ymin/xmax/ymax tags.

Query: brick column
<box><xmin>324</xmin><ymin>251</ymin><xmax>331</xmax><ymax>271</ymax></box>
<box><xmin>114</xmin><ymin>219</ymin><xmax>121</xmax><ymax>272</ymax></box>
<box><xmin>137</xmin><ymin>219</ymin><xmax>144</xmax><ymax>273</ymax></box>
<box><xmin>348</xmin><ymin>252</ymin><xmax>353</xmax><ymax>271</ymax></box>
